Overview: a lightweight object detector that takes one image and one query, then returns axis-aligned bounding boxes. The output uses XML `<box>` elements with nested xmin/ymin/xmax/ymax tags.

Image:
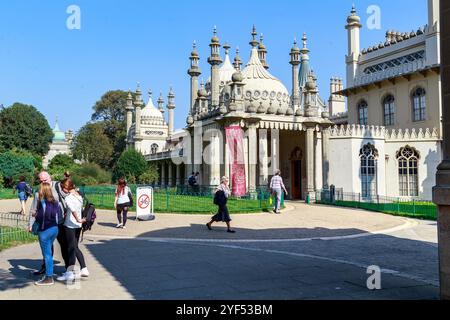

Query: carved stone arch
<box><xmin>396</xmin><ymin>145</ymin><xmax>420</xmax><ymax>160</ymax></box>
<box><xmin>360</xmin><ymin>143</ymin><xmax>379</xmax><ymax>159</ymax></box>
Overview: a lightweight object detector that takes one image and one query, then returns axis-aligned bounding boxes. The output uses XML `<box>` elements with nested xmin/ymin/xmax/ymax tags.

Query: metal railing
<box><xmin>315</xmin><ymin>190</ymin><xmax>437</xmax><ymax>220</ymax></box>
<box><xmin>0</xmin><ymin>213</ymin><xmax>36</xmax><ymax>249</ymax></box>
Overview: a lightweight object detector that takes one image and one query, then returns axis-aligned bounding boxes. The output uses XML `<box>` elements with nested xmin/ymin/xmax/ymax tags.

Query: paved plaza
<box><xmin>0</xmin><ymin>199</ymin><xmax>439</xmax><ymax>300</ymax></box>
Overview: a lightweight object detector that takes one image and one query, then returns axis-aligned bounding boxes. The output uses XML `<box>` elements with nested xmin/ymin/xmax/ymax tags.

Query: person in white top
<box><xmin>56</xmin><ymin>178</ymin><xmax>89</xmax><ymax>282</ymax></box>
<box><xmin>114</xmin><ymin>177</ymin><xmax>132</xmax><ymax>229</ymax></box>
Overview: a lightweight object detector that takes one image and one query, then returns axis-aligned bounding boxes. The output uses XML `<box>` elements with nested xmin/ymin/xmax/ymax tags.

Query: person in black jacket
<box><xmin>206</xmin><ymin>177</ymin><xmax>236</xmax><ymax>233</ymax></box>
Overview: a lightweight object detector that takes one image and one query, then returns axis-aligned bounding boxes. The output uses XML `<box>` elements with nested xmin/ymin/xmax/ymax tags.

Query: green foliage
<box><xmin>49</xmin><ymin>154</ymin><xmax>75</xmax><ymax>169</ymax></box>
<box><xmin>138</xmin><ymin>163</ymin><xmax>159</xmax><ymax>184</ymax></box>
<box><xmin>71</xmin><ymin>123</ymin><xmax>113</xmax><ymax>169</ymax></box>
<box><xmin>0</xmin><ymin>150</ymin><xmax>36</xmax><ymax>187</ymax></box>
<box><xmin>0</xmin><ymin>103</ymin><xmax>53</xmax><ymax>156</ymax></box>
<box><xmin>0</xmin><ymin>173</ymin><xmax>4</xmax><ymax>187</ymax></box>
<box><xmin>113</xmin><ymin>149</ymin><xmax>148</xmax><ymax>182</ymax></box>
<box><xmin>72</xmin><ymin>163</ymin><xmax>112</xmax><ymax>186</ymax></box>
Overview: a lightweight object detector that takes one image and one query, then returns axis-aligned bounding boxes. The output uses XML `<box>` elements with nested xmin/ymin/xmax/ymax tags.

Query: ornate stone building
<box><xmin>43</xmin><ymin>120</ymin><xmax>73</xmax><ymax>168</ymax></box>
<box><xmin>328</xmin><ymin>0</ymin><xmax>442</xmax><ymax>200</ymax></box>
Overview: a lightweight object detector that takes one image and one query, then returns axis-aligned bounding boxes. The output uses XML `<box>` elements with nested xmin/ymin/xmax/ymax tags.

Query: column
<box><xmin>209</xmin><ymin>131</ymin><xmax>221</xmax><ymax>186</ymax></box>
<box><xmin>259</xmin><ymin>129</ymin><xmax>269</xmax><ymax>186</ymax></box>
<box><xmin>194</xmin><ymin>123</ymin><xmax>203</xmax><ymax>184</ymax></box>
<box><xmin>322</xmin><ymin>127</ymin><xmax>331</xmax><ymax>189</ymax></box>
<box><xmin>168</xmin><ymin>163</ymin><xmax>173</xmax><ymax>187</ymax></box>
<box><xmin>176</xmin><ymin>165</ymin><xmax>181</xmax><ymax>186</ymax></box>
<box><xmin>161</xmin><ymin>162</ymin><xmax>166</xmax><ymax>187</ymax></box>
<box><xmin>314</xmin><ymin>132</ymin><xmax>322</xmax><ymax>191</ymax></box>
<box><xmin>185</xmin><ymin>133</ymin><xmax>194</xmax><ymax>183</ymax></box>
<box><xmin>248</xmin><ymin>125</ymin><xmax>257</xmax><ymax>192</ymax></box>
<box><xmin>433</xmin><ymin>0</ymin><xmax>450</xmax><ymax>300</ymax></box>
<box><xmin>306</xmin><ymin>127</ymin><xmax>315</xmax><ymax>196</ymax></box>
<box><xmin>224</xmin><ymin>135</ymin><xmax>230</xmax><ymax>181</ymax></box>
<box><xmin>271</xmin><ymin>129</ymin><xmax>280</xmax><ymax>174</ymax></box>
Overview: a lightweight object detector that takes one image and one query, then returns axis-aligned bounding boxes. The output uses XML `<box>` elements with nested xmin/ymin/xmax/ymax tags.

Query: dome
<box><xmin>347</xmin><ymin>7</ymin><xmax>361</xmax><ymax>25</ymax></box>
<box><xmin>206</xmin><ymin>51</ymin><xmax>236</xmax><ymax>87</ymax></box>
<box><xmin>141</xmin><ymin>93</ymin><xmax>165</xmax><ymax>125</ymax></box>
<box><xmin>241</xmin><ymin>48</ymin><xmax>290</xmax><ymax>110</ymax></box>
<box><xmin>232</xmin><ymin>71</ymin><xmax>243</xmax><ymax>83</ymax></box>
<box><xmin>52</xmin><ymin>121</ymin><xmax>65</xmax><ymax>142</ymax></box>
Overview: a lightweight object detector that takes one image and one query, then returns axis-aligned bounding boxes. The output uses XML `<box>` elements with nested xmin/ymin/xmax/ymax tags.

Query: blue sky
<box><xmin>0</xmin><ymin>0</ymin><xmax>427</xmax><ymax>133</ymax></box>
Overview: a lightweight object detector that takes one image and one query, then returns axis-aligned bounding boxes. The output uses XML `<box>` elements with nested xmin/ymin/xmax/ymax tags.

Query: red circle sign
<box><xmin>138</xmin><ymin>194</ymin><xmax>150</xmax><ymax>210</ymax></box>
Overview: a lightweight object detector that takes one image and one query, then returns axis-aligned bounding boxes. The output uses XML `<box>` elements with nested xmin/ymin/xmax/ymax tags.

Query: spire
<box><xmin>223</xmin><ymin>42</ymin><xmax>230</xmax><ymax>55</ymax></box>
<box><xmin>135</xmin><ymin>83</ymin><xmax>143</xmax><ymax>108</ymax></box>
<box><xmin>258</xmin><ymin>33</ymin><xmax>269</xmax><ymax>70</ymax></box>
<box><xmin>298</xmin><ymin>33</ymin><xmax>311</xmax><ymax>90</ymax></box>
<box><xmin>249</xmin><ymin>25</ymin><xmax>259</xmax><ymax>48</ymax></box>
<box><xmin>167</xmin><ymin>87</ymin><xmax>175</xmax><ymax>109</ymax></box>
<box><xmin>234</xmin><ymin>47</ymin><xmax>242</xmax><ymax>70</ymax></box>
<box><xmin>54</xmin><ymin>117</ymin><xmax>61</xmax><ymax>132</ymax></box>
<box><xmin>158</xmin><ymin>91</ymin><xmax>165</xmax><ymax>113</ymax></box>
<box><xmin>300</xmin><ymin>33</ymin><xmax>309</xmax><ymax>55</ymax></box>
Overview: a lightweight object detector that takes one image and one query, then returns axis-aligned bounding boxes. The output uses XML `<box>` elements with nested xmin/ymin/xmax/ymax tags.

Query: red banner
<box><xmin>225</xmin><ymin>126</ymin><xmax>247</xmax><ymax>197</ymax></box>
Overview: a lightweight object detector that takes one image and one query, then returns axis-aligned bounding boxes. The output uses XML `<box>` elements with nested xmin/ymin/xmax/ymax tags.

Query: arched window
<box><xmin>151</xmin><ymin>143</ymin><xmax>159</xmax><ymax>155</ymax></box>
<box><xmin>397</xmin><ymin>146</ymin><xmax>420</xmax><ymax>197</ymax></box>
<box><xmin>412</xmin><ymin>88</ymin><xmax>426</xmax><ymax>122</ymax></box>
<box><xmin>383</xmin><ymin>95</ymin><xmax>395</xmax><ymax>126</ymax></box>
<box><xmin>358</xmin><ymin>100</ymin><xmax>368</xmax><ymax>125</ymax></box>
<box><xmin>360</xmin><ymin>143</ymin><xmax>378</xmax><ymax>199</ymax></box>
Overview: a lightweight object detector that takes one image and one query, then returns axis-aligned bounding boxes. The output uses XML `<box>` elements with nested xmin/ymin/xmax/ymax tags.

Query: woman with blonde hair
<box><xmin>206</xmin><ymin>176</ymin><xmax>236</xmax><ymax>233</ymax></box>
<box><xmin>33</xmin><ymin>183</ymin><xmax>63</xmax><ymax>286</ymax></box>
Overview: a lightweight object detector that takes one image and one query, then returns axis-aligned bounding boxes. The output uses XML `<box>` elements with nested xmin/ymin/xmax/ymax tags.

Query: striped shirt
<box><xmin>270</xmin><ymin>175</ymin><xmax>285</xmax><ymax>190</ymax></box>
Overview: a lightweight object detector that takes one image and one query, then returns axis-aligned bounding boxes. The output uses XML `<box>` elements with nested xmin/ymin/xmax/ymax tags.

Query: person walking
<box><xmin>13</xmin><ymin>176</ymin><xmax>31</xmax><ymax>215</ymax></box>
<box><xmin>33</xmin><ymin>183</ymin><xmax>63</xmax><ymax>286</ymax></box>
<box><xmin>206</xmin><ymin>176</ymin><xmax>236</xmax><ymax>233</ymax></box>
<box><xmin>270</xmin><ymin>170</ymin><xmax>288</xmax><ymax>214</ymax></box>
<box><xmin>56</xmin><ymin>178</ymin><xmax>89</xmax><ymax>282</ymax></box>
<box><xmin>29</xmin><ymin>171</ymin><xmax>69</xmax><ymax>277</ymax></box>
<box><xmin>114</xmin><ymin>177</ymin><xmax>132</xmax><ymax>229</ymax></box>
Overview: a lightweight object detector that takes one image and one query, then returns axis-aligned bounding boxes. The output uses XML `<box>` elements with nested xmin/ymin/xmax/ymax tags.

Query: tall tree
<box><xmin>0</xmin><ymin>103</ymin><xmax>53</xmax><ymax>156</ymax></box>
<box><xmin>91</xmin><ymin>90</ymin><xmax>132</xmax><ymax>166</ymax></box>
<box><xmin>71</xmin><ymin>123</ymin><xmax>113</xmax><ymax>169</ymax></box>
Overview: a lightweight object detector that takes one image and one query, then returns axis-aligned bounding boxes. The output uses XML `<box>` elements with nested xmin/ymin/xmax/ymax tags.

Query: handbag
<box><xmin>31</xmin><ymin>221</ymin><xmax>41</xmax><ymax>236</ymax></box>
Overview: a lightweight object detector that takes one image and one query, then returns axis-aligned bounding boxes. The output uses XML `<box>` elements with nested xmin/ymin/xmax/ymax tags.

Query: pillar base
<box><xmin>433</xmin><ymin>161</ymin><xmax>450</xmax><ymax>300</ymax></box>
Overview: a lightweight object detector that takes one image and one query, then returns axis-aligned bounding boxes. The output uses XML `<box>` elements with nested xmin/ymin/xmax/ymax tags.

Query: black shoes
<box><xmin>227</xmin><ymin>230</ymin><xmax>236</xmax><ymax>233</ymax></box>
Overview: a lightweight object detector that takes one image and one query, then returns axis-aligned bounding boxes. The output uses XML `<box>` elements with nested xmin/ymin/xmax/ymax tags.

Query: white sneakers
<box><xmin>116</xmin><ymin>223</ymin><xmax>123</xmax><ymax>228</ymax></box>
<box><xmin>57</xmin><ymin>268</ymin><xmax>90</xmax><ymax>282</ymax></box>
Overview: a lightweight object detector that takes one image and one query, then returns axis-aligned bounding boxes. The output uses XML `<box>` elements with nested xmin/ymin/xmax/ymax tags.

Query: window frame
<box><xmin>358</xmin><ymin>100</ymin><xmax>368</xmax><ymax>126</ymax></box>
<box><xmin>412</xmin><ymin>88</ymin><xmax>427</xmax><ymax>122</ymax></box>
<box><xmin>383</xmin><ymin>95</ymin><xmax>395</xmax><ymax>126</ymax></box>
<box><xmin>360</xmin><ymin>143</ymin><xmax>378</xmax><ymax>200</ymax></box>
<box><xmin>397</xmin><ymin>146</ymin><xmax>420</xmax><ymax>197</ymax></box>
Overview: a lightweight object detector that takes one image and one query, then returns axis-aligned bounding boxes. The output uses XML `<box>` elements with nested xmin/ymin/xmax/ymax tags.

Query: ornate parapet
<box><xmin>330</xmin><ymin>125</ymin><xmax>440</xmax><ymax>142</ymax></box>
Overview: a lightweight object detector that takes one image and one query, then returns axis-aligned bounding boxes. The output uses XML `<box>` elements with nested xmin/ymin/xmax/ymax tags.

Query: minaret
<box><xmin>134</xmin><ymin>84</ymin><xmax>144</xmax><ymax>152</ymax></box>
<box><xmin>298</xmin><ymin>33</ymin><xmax>311</xmax><ymax>91</ymax></box>
<box><xmin>208</xmin><ymin>27</ymin><xmax>222</xmax><ymax>107</ymax></box>
<box><xmin>188</xmin><ymin>41</ymin><xmax>202</xmax><ymax>114</ymax></box>
<box><xmin>258</xmin><ymin>34</ymin><xmax>269</xmax><ymax>69</ymax></box>
<box><xmin>157</xmin><ymin>91</ymin><xmax>165</xmax><ymax>118</ymax></box>
<box><xmin>290</xmin><ymin>38</ymin><xmax>301</xmax><ymax>110</ymax></box>
<box><xmin>234</xmin><ymin>47</ymin><xmax>242</xmax><ymax>71</ymax></box>
<box><xmin>126</xmin><ymin>90</ymin><xmax>134</xmax><ymax>140</ymax></box>
<box><xmin>345</xmin><ymin>5</ymin><xmax>362</xmax><ymax>88</ymax></box>
<box><xmin>167</xmin><ymin>87</ymin><xmax>175</xmax><ymax>136</ymax></box>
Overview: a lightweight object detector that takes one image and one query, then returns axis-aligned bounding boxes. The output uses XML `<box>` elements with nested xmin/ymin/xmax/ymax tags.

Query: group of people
<box><xmin>10</xmin><ymin>169</ymin><xmax>288</xmax><ymax>285</ymax></box>
<box><xmin>27</xmin><ymin>171</ymin><xmax>89</xmax><ymax>286</ymax></box>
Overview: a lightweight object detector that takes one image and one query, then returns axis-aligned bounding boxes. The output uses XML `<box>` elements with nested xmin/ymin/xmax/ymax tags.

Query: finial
<box><xmin>213</xmin><ymin>25</ymin><xmax>217</xmax><ymax>36</ymax></box>
<box><xmin>302</xmin><ymin>33</ymin><xmax>307</xmax><ymax>48</ymax></box>
<box><xmin>250</xmin><ymin>25</ymin><xmax>259</xmax><ymax>48</ymax></box>
<box><xmin>148</xmin><ymin>89</ymin><xmax>153</xmax><ymax>99</ymax></box>
<box><xmin>351</xmin><ymin>4</ymin><xmax>356</xmax><ymax>14</ymax></box>
<box><xmin>223</xmin><ymin>42</ymin><xmax>230</xmax><ymax>54</ymax></box>
<box><xmin>260</xmin><ymin>33</ymin><xmax>264</xmax><ymax>43</ymax></box>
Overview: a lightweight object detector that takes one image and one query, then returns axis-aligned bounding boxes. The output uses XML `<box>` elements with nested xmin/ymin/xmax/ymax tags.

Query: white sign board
<box><xmin>136</xmin><ymin>187</ymin><xmax>154</xmax><ymax>221</ymax></box>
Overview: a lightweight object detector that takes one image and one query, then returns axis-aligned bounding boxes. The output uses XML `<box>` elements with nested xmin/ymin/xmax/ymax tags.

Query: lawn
<box><xmin>319</xmin><ymin>200</ymin><xmax>438</xmax><ymax>221</ymax></box>
<box><xmin>0</xmin><ymin>189</ymin><xmax>17</xmax><ymax>200</ymax></box>
<box><xmin>0</xmin><ymin>226</ymin><xmax>37</xmax><ymax>251</ymax></box>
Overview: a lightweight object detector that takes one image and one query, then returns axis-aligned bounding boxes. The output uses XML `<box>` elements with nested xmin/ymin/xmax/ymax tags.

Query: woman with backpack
<box><xmin>33</xmin><ymin>183</ymin><xmax>63</xmax><ymax>286</ymax></box>
<box><xmin>13</xmin><ymin>176</ymin><xmax>31</xmax><ymax>216</ymax></box>
<box><xmin>56</xmin><ymin>178</ymin><xmax>89</xmax><ymax>282</ymax></box>
<box><xmin>206</xmin><ymin>176</ymin><xmax>236</xmax><ymax>233</ymax></box>
<box><xmin>114</xmin><ymin>177</ymin><xmax>132</xmax><ymax>229</ymax></box>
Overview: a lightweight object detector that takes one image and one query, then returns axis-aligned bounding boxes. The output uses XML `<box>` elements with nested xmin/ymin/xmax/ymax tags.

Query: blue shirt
<box><xmin>16</xmin><ymin>182</ymin><xmax>27</xmax><ymax>193</ymax></box>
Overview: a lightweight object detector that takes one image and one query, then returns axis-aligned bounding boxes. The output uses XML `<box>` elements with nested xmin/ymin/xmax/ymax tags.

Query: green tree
<box><xmin>0</xmin><ymin>103</ymin><xmax>53</xmax><ymax>156</ymax></box>
<box><xmin>113</xmin><ymin>149</ymin><xmax>148</xmax><ymax>182</ymax></box>
<box><xmin>72</xmin><ymin>163</ymin><xmax>112</xmax><ymax>186</ymax></box>
<box><xmin>91</xmin><ymin>90</ymin><xmax>132</xmax><ymax>167</ymax></box>
<box><xmin>0</xmin><ymin>150</ymin><xmax>36</xmax><ymax>187</ymax></box>
<box><xmin>138</xmin><ymin>163</ymin><xmax>159</xmax><ymax>184</ymax></box>
<box><xmin>71</xmin><ymin>123</ymin><xmax>113</xmax><ymax>169</ymax></box>
<box><xmin>48</xmin><ymin>154</ymin><xmax>75</xmax><ymax>170</ymax></box>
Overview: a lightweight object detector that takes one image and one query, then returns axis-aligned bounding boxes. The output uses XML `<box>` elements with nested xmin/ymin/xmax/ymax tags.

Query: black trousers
<box><xmin>65</xmin><ymin>227</ymin><xmax>86</xmax><ymax>269</ymax></box>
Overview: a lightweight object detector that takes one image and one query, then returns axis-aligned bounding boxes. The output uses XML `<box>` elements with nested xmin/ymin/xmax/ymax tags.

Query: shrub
<box><xmin>49</xmin><ymin>154</ymin><xmax>75</xmax><ymax>170</ymax></box>
<box><xmin>138</xmin><ymin>164</ymin><xmax>159</xmax><ymax>184</ymax></box>
<box><xmin>0</xmin><ymin>150</ymin><xmax>36</xmax><ymax>187</ymax></box>
<box><xmin>72</xmin><ymin>163</ymin><xmax>112</xmax><ymax>186</ymax></box>
<box><xmin>0</xmin><ymin>174</ymin><xmax>4</xmax><ymax>188</ymax></box>
<box><xmin>113</xmin><ymin>149</ymin><xmax>148</xmax><ymax>182</ymax></box>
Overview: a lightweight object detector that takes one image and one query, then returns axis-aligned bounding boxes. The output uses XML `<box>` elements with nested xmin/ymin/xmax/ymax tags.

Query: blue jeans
<box><xmin>38</xmin><ymin>226</ymin><xmax>59</xmax><ymax>277</ymax></box>
<box><xmin>273</xmin><ymin>188</ymin><xmax>282</xmax><ymax>212</ymax></box>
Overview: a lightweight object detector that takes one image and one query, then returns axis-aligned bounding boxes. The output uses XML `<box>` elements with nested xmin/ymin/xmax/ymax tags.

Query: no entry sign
<box><xmin>136</xmin><ymin>187</ymin><xmax>154</xmax><ymax>221</ymax></box>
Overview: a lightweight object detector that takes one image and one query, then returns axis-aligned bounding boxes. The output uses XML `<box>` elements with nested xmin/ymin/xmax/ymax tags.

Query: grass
<box><xmin>319</xmin><ymin>200</ymin><xmax>437</xmax><ymax>221</ymax></box>
<box><xmin>0</xmin><ymin>189</ymin><xmax>16</xmax><ymax>200</ymax></box>
<box><xmin>87</xmin><ymin>192</ymin><xmax>271</xmax><ymax>214</ymax></box>
<box><xmin>0</xmin><ymin>226</ymin><xmax>37</xmax><ymax>251</ymax></box>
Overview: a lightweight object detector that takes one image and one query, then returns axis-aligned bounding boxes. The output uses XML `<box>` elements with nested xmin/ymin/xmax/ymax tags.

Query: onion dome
<box><xmin>347</xmin><ymin>6</ymin><xmax>362</xmax><ymax>25</ymax></box>
<box><xmin>52</xmin><ymin>119</ymin><xmax>66</xmax><ymax>142</ymax></box>
<box><xmin>211</xmin><ymin>26</ymin><xmax>219</xmax><ymax>43</ymax></box>
<box><xmin>141</xmin><ymin>90</ymin><xmax>165</xmax><ymax>125</ymax></box>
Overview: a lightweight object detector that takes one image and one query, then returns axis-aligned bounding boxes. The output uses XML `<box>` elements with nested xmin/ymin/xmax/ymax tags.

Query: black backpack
<box><xmin>80</xmin><ymin>194</ymin><xmax>96</xmax><ymax>242</ymax></box>
<box><xmin>188</xmin><ymin>176</ymin><xmax>196</xmax><ymax>187</ymax></box>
